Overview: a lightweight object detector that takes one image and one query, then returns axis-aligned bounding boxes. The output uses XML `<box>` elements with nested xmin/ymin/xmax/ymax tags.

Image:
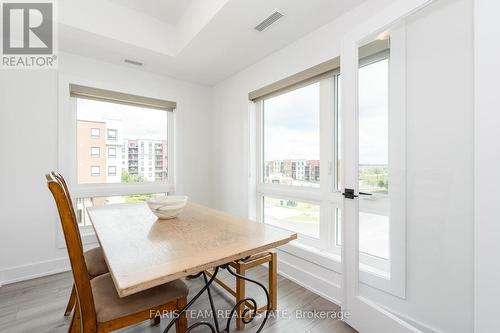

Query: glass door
<box><xmin>340</xmin><ymin>0</ymin><xmax>432</xmax><ymax>331</ymax></box>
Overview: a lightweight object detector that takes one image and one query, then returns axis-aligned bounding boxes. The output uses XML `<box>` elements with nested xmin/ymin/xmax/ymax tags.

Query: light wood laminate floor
<box><xmin>0</xmin><ymin>266</ymin><xmax>356</xmax><ymax>333</ymax></box>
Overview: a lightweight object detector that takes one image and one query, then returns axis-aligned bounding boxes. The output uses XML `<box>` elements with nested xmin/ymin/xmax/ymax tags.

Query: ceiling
<box><xmin>58</xmin><ymin>0</ymin><xmax>366</xmax><ymax>85</ymax></box>
<box><xmin>109</xmin><ymin>0</ymin><xmax>194</xmax><ymax>25</ymax></box>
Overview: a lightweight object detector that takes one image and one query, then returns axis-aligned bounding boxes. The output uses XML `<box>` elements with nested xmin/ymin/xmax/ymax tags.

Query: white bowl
<box><xmin>147</xmin><ymin>195</ymin><xmax>188</xmax><ymax>220</ymax></box>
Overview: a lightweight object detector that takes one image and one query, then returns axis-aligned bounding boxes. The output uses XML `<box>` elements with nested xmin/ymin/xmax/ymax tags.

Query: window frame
<box><xmin>90</xmin><ymin>128</ymin><xmax>100</xmax><ymax>139</ymax></box>
<box><xmin>107</xmin><ymin>128</ymin><xmax>118</xmax><ymax>141</ymax></box>
<box><xmin>90</xmin><ymin>166</ymin><xmax>100</xmax><ymax>176</ymax></box>
<box><xmin>255</xmin><ymin>73</ymin><xmax>339</xmax><ymax>250</ymax></box>
<box><xmin>90</xmin><ymin>147</ymin><xmax>100</xmax><ymax>158</ymax></box>
<box><xmin>58</xmin><ymin>76</ymin><xmax>176</xmax><ymax>246</ymax></box>
<box><xmin>108</xmin><ymin>166</ymin><xmax>117</xmax><ymax>176</ymax></box>
<box><xmin>108</xmin><ymin>146</ymin><xmax>116</xmax><ymax>158</ymax></box>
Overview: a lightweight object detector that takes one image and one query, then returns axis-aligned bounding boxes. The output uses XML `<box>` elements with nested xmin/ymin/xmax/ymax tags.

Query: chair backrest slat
<box><xmin>46</xmin><ymin>172</ymin><xmax>97</xmax><ymax>331</ymax></box>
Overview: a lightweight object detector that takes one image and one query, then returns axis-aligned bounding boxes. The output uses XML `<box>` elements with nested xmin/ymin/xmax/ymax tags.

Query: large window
<box><xmin>254</xmin><ymin>46</ymin><xmax>390</xmax><ymax>262</ymax></box>
<box><xmin>59</xmin><ymin>83</ymin><xmax>176</xmax><ymax>234</ymax></box>
<box><xmin>256</xmin><ymin>74</ymin><xmax>339</xmax><ymax>250</ymax></box>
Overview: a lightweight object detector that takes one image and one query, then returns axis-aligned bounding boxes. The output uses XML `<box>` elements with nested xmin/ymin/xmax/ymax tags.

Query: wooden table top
<box><xmin>87</xmin><ymin>202</ymin><xmax>297</xmax><ymax>297</ymax></box>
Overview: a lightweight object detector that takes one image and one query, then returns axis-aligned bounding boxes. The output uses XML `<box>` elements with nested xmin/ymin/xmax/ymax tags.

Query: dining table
<box><xmin>87</xmin><ymin>201</ymin><xmax>297</xmax><ymax>333</ymax></box>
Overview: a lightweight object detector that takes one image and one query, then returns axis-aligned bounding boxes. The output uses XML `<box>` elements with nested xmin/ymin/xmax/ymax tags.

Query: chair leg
<box><xmin>64</xmin><ymin>284</ymin><xmax>77</xmax><ymax>316</ymax></box>
<box><xmin>269</xmin><ymin>252</ymin><xmax>278</xmax><ymax>311</ymax></box>
<box><xmin>151</xmin><ymin>315</ymin><xmax>161</xmax><ymax>326</ymax></box>
<box><xmin>236</xmin><ymin>264</ymin><xmax>246</xmax><ymax>331</ymax></box>
<box><xmin>175</xmin><ymin>297</ymin><xmax>187</xmax><ymax>333</ymax></box>
<box><xmin>69</xmin><ymin>301</ymin><xmax>81</xmax><ymax>333</ymax></box>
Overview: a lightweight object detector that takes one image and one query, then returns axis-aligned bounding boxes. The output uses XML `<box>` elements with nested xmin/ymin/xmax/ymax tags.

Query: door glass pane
<box><xmin>263</xmin><ymin>82</ymin><xmax>320</xmax><ymax>187</ymax></box>
<box><xmin>263</xmin><ymin>197</ymin><xmax>320</xmax><ymax>238</ymax></box>
<box><xmin>358</xmin><ymin>57</ymin><xmax>390</xmax><ymax>261</ymax></box>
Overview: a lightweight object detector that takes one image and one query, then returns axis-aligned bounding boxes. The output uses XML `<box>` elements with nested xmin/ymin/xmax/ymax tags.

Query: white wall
<box><xmin>474</xmin><ymin>0</ymin><xmax>500</xmax><ymax>332</ymax></box>
<box><xmin>0</xmin><ymin>52</ymin><xmax>213</xmax><ymax>284</ymax></box>
<box><xmin>212</xmin><ymin>0</ymin><xmax>473</xmax><ymax>332</ymax></box>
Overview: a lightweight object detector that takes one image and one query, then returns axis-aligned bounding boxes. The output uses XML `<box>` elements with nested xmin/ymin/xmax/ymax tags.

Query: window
<box><xmin>263</xmin><ymin>197</ymin><xmax>320</xmax><ymax>238</ymax></box>
<box><xmin>255</xmin><ymin>74</ymin><xmax>338</xmax><ymax>250</ymax></box>
<box><xmin>108</xmin><ymin>147</ymin><xmax>116</xmax><ymax>158</ymax></box>
<box><xmin>60</xmin><ymin>83</ymin><xmax>176</xmax><ymax>238</ymax></box>
<box><xmin>91</xmin><ymin>166</ymin><xmax>100</xmax><ymax>176</ymax></box>
<box><xmin>76</xmin><ymin>98</ymin><xmax>169</xmax><ymax>185</ymax></box>
<box><xmin>91</xmin><ymin>128</ymin><xmax>100</xmax><ymax>138</ymax></box>
<box><xmin>263</xmin><ymin>83</ymin><xmax>320</xmax><ymax>188</ymax></box>
<box><xmin>107</xmin><ymin>129</ymin><xmax>117</xmax><ymax>140</ymax></box>
<box><xmin>90</xmin><ymin>147</ymin><xmax>100</xmax><ymax>157</ymax></box>
<box><xmin>108</xmin><ymin>166</ymin><xmax>116</xmax><ymax>176</ymax></box>
<box><xmin>358</xmin><ymin>57</ymin><xmax>390</xmax><ymax>260</ymax></box>
<box><xmin>335</xmin><ymin>55</ymin><xmax>391</xmax><ymax>262</ymax></box>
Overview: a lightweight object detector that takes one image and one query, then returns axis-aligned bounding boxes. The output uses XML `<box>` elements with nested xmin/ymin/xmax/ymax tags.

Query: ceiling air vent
<box><xmin>124</xmin><ymin>59</ymin><xmax>143</xmax><ymax>66</ymax></box>
<box><xmin>254</xmin><ymin>11</ymin><xmax>284</xmax><ymax>32</ymax></box>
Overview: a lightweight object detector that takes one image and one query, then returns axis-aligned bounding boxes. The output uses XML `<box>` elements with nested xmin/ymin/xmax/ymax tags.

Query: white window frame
<box><xmin>107</xmin><ymin>128</ymin><xmax>118</xmax><ymax>140</ymax></box>
<box><xmin>255</xmin><ymin>74</ymin><xmax>338</xmax><ymax>251</ymax></box>
<box><xmin>90</xmin><ymin>166</ymin><xmax>100</xmax><ymax>176</ymax></box>
<box><xmin>333</xmin><ymin>51</ymin><xmax>396</xmax><ymax>277</ymax></box>
<box><xmin>90</xmin><ymin>147</ymin><xmax>100</xmax><ymax>158</ymax></box>
<box><xmin>108</xmin><ymin>166</ymin><xmax>116</xmax><ymax>176</ymax></box>
<box><xmin>58</xmin><ymin>75</ymin><xmax>176</xmax><ymax>246</ymax></box>
<box><xmin>90</xmin><ymin>128</ymin><xmax>100</xmax><ymax>138</ymax></box>
<box><xmin>108</xmin><ymin>146</ymin><xmax>116</xmax><ymax>158</ymax></box>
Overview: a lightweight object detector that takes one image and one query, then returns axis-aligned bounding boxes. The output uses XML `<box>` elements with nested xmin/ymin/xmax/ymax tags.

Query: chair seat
<box><xmin>84</xmin><ymin>247</ymin><xmax>109</xmax><ymax>278</ymax></box>
<box><xmin>91</xmin><ymin>273</ymin><xmax>189</xmax><ymax>323</ymax></box>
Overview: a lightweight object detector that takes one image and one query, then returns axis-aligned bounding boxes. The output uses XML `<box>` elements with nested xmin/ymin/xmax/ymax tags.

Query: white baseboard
<box><xmin>276</xmin><ymin>250</ymin><xmax>342</xmax><ymax>306</ymax></box>
<box><xmin>0</xmin><ymin>257</ymin><xmax>71</xmax><ymax>286</ymax></box>
<box><xmin>387</xmin><ymin>307</ymin><xmax>444</xmax><ymax>333</ymax></box>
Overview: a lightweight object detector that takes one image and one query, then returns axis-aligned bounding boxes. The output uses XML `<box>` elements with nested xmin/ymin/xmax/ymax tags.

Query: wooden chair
<box><xmin>51</xmin><ymin>172</ymin><xmax>110</xmax><ymax>317</ymax></box>
<box><xmin>46</xmin><ymin>172</ymin><xmax>188</xmax><ymax>333</ymax></box>
<box><xmin>205</xmin><ymin>252</ymin><xmax>278</xmax><ymax>330</ymax></box>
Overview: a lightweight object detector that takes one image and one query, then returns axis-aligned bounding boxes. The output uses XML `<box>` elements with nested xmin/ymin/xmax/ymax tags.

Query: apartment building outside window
<box><xmin>60</xmin><ymin>83</ymin><xmax>176</xmax><ymax>233</ymax></box>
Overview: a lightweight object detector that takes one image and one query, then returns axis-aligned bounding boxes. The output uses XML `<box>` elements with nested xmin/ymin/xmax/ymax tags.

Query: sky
<box><xmin>264</xmin><ymin>82</ymin><xmax>320</xmax><ymax>161</ymax></box>
<box><xmin>77</xmin><ymin>99</ymin><xmax>167</xmax><ymax>141</ymax></box>
<box><xmin>358</xmin><ymin>59</ymin><xmax>389</xmax><ymax>165</ymax></box>
<box><xmin>264</xmin><ymin>58</ymin><xmax>389</xmax><ymax>165</ymax></box>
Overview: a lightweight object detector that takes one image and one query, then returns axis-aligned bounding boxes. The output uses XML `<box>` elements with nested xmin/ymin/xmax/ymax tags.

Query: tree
<box><xmin>121</xmin><ymin>171</ymin><xmax>145</xmax><ymax>183</ymax></box>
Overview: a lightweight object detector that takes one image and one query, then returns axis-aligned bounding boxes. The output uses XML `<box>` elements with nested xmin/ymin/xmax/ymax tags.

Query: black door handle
<box><xmin>343</xmin><ymin>189</ymin><xmax>373</xmax><ymax>199</ymax></box>
<box><xmin>342</xmin><ymin>189</ymin><xmax>357</xmax><ymax>199</ymax></box>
